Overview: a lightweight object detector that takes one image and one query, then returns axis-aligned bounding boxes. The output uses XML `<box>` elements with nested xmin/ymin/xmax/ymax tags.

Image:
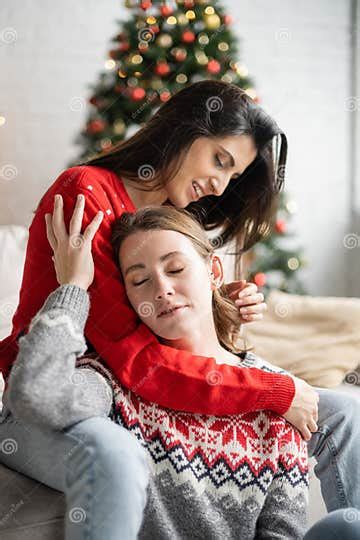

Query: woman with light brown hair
<box><xmin>4</xmin><ymin>200</ymin><xmax>360</xmax><ymax>538</ymax></box>
<box><xmin>4</xmin><ymin>201</ymin><xmax>310</xmax><ymax>538</ymax></box>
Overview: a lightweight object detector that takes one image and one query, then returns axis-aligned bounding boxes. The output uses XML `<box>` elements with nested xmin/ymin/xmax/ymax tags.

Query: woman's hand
<box><xmin>283</xmin><ymin>375</ymin><xmax>319</xmax><ymax>441</ymax></box>
<box><xmin>45</xmin><ymin>193</ymin><xmax>103</xmax><ymax>291</ymax></box>
<box><xmin>226</xmin><ymin>280</ymin><xmax>267</xmax><ymax>323</ymax></box>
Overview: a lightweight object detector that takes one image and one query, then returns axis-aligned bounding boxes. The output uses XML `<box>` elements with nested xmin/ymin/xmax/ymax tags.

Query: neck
<box><xmin>160</xmin><ymin>325</ymin><xmax>239</xmax><ymax>365</ymax></box>
<box><xmin>122</xmin><ymin>177</ymin><xmax>168</xmax><ymax>209</ymax></box>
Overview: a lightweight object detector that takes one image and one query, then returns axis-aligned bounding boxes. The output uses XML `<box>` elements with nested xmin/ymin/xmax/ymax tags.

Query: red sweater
<box><xmin>0</xmin><ymin>165</ymin><xmax>295</xmax><ymax>415</ymax></box>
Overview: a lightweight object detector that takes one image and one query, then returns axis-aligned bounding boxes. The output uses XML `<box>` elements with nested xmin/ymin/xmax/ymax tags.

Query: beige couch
<box><xmin>0</xmin><ymin>224</ymin><xmax>359</xmax><ymax>537</ymax></box>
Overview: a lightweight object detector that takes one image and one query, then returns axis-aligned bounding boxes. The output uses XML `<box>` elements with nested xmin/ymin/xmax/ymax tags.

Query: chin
<box><xmin>167</xmin><ymin>189</ymin><xmax>189</xmax><ymax>209</ymax></box>
<box><xmin>154</xmin><ymin>321</ymin><xmax>192</xmax><ymax>340</ymax></box>
<box><xmin>161</xmin><ymin>197</ymin><xmax>175</xmax><ymax>207</ymax></box>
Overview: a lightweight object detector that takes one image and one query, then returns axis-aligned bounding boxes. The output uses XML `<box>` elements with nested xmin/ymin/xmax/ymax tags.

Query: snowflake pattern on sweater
<box><xmin>76</xmin><ymin>352</ymin><xmax>309</xmax><ymax>539</ymax></box>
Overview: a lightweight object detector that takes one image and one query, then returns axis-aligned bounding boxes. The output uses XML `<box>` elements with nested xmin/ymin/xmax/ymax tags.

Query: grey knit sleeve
<box><xmin>3</xmin><ymin>284</ymin><xmax>113</xmax><ymax>431</ymax></box>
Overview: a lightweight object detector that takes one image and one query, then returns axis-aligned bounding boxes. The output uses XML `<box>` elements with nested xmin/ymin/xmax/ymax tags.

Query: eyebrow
<box><xmin>124</xmin><ymin>250</ymin><xmax>184</xmax><ymax>277</ymax></box>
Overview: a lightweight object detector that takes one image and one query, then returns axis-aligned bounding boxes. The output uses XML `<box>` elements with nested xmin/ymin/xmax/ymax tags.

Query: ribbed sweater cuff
<box><xmin>255</xmin><ymin>371</ymin><xmax>296</xmax><ymax>415</ymax></box>
<box><xmin>41</xmin><ymin>284</ymin><xmax>90</xmax><ymax>333</ymax></box>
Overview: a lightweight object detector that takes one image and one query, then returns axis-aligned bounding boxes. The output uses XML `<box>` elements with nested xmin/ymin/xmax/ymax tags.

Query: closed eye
<box><xmin>215</xmin><ymin>154</ymin><xmax>242</xmax><ymax>180</ymax></box>
<box><xmin>215</xmin><ymin>155</ymin><xmax>224</xmax><ymax>168</ymax></box>
<box><xmin>133</xmin><ymin>268</ymin><xmax>184</xmax><ymax>287</ymax></box>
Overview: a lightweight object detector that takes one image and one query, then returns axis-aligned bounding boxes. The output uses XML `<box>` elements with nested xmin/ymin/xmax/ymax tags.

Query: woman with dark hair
<box><xmin>84</xmin><ymin>79</ymin><xmax>286</xmax><ymax>260</ymax></box>
<box><xmin>0</xmin><ymin>81</ymin><xmax>359</xmax><ymax>538</ymax></box>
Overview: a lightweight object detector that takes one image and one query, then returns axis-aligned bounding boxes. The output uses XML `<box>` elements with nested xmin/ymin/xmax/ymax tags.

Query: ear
<box><xmin>209</xmin><ymin>254</ymin><xmax>224</xmax><ymax>290</ymax></box>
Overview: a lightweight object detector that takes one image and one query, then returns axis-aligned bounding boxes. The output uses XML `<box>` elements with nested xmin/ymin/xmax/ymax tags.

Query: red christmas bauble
<box><xmin>207</xmin><ymin>59</ymin><xmax>221</xmax><ymax>74</ymax></box>
<box><xmin>275</xmin><ymin>219</ymin><xmax>287</xmax><ymax>234</ymax></box>
<box><xmin>155</xmin><ymin>61</ymin><xmax>170</xmax><ymax>76</ymax></box>
<box><xmin>181</xmin><ymin>30</ymin><xmax>196</xmax><ymax>43</ymax></box>
<box><xmin>89</xmin><ymin>97</ymin><xmax>107</xmax><ymax>108</ymax></box>
<box><xmin>140</xmin><ymin>0</ymin><xmax>152</xmax><ymax>10</ymax></box>
<box><xmin>119</xmin><ymin>41</ymin><xmax>130</xmax><ymax>52</ymax></box>
<box><xmin>174</xmin><ymin>49</ymin><xmax>187</xmax><ymax>62</ymax></box>
<box><xmin>184</xmin><ymin>0</ymin><xmax>195</xmax><ymax>7</ymax></box>
<box><xmin>160</xmin><ymin>90</ymin><xmax>171</xmax><ymax>102</ymax></box>
<box><xmin>114</xmin><ymin>84</ymin><xmax>124</xmax><ymax>94</ymax></box>
<box><xmin>254</xmin><ymin>273</ymin><xmax>266</xmax><ymax>287</ymax></box>
<box><xmin>223</xmin><ymin>15</ymin><xmax>233</xmax><ymax>25</ymax></box>
<box><xmin>160</xmin><ymin>5</ymin><xmax>173</xmax><ymax>16</ymax></box>
<box><xmin>87</xmin><ymin>119</ymin><xmax>106</xmax><ymax>134</ymax></box>
<box><xmin>108</xmin><ymin>49</ymin><xmax>120</xmax><ymax>59</ymax></box>
<box><xmin>131</xmin><ymin>87</ymin><xmax>146</xmax><ymax>101</ymax></box>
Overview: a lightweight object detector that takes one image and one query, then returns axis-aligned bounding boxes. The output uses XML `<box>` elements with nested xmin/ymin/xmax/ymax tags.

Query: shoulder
<box><xmin>240</xmin><ymin>351</ymin><xmax>289</xmax><ymax>376</ymax></box>
<box><xmin>56</xmin><ymin>165</ymin><xmax>118</xmax><ymax>192</ymax></box>
<box><xmin>37</xmin><ymin>165</ymin><xmax>130</xmax><ymax>213</ymax></box>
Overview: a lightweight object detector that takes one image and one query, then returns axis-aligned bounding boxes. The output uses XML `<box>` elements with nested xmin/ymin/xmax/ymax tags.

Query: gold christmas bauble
<box><xmin>205</xmin><ymin>14</ymin><xmax>221</xmax><ymax>30</ymax></box>
<box><xmin>176</xmin><ymin>73</ymin><xmax>188</xmax><ymax>83</ymax></box>
<box><xmin>177</xmin><ymin>14</ymin><xmax>188</xmax><ymax>25</ymax></box>
<box><xmin>156</xmin><ymin>33</ymin><xmax>173</xmax><ymax>47</ymax></box>
<box><xmin>113</xmin><ymin>119</ymin><xmax>126</xmax><ymax>135</ymax></box>
<box><xmin>100</xmin><ymin>138</ymin><xmax>112</xmax><ymax>150</ymax></box>
<box><xmin>151</xmin><ymin>78</ymin><xmax>163</xmax><ymax>90</ymax></box>
<box><xmin>218</xmin><ymin>41</ymin><xmax>229</xmax><ymax>51</ymax></box>
<box><xmin>221</xmin><ymin>72</ymin><xmax>234</xmax><ymax>83</ymax></box>
<box><xmin>198</xmin><ymin>33</ymin><xmax>209</xmax><ymax>45</ymax></box>
<box><xmin>131</xmin><ymin>54</ymin><xmax>143</xmax><ymax>64</ymax></box>
<box><xmin>195</xmin><ymin>50</ymin><xmax>208</xmax><ymax>65</ymax></box>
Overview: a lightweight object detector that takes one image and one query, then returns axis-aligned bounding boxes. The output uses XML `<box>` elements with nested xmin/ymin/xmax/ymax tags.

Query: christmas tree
<box><xmin>70</xmin><ymin>0</ymin><xmax>307</xmax><ymax>295</ymax></box>
<box><xmin>243</xmin><ymin>191</ymin><xmax>307</xmax><ymax>295</ymax></box>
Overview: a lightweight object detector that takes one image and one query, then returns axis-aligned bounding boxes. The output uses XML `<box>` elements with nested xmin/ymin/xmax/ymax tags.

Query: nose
<box><xmin>154</xmin><ymin>275</ymin><xmax>175</xmax><ymax>300</ymax></box>
<box><xmin>211</xmin><ymin>176</ymin><xmax>231</xmax><ymax>197</ymax></box>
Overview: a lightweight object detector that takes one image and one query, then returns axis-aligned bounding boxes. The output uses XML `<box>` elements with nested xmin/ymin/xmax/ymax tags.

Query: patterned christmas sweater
<box><xmin>4</xmin><ymin>285</ymin><xmax>309</xmax><ymax>539</ymax></box>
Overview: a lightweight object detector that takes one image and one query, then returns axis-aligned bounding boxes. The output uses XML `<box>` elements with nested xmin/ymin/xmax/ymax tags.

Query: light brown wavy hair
<box><xmin>111</xmin><ymin>204</ymin><xmax>252</xmax><ymax>355</ymax></box>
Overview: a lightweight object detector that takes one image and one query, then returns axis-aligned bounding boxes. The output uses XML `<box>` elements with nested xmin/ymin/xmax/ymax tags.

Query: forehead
<box><xmin>119</xmin><ymin>229</ymin><xmax>196</xmax><ymax>266</ymax></box>
<box><xmin>216</xmin><ymin>134</ymin><xmax>257</xmax><ymax>158</ymax></box>
<box><xmin>192</xmin><ymin>135</ymin><xmax>257</xmax><ymax>173</ymax></box>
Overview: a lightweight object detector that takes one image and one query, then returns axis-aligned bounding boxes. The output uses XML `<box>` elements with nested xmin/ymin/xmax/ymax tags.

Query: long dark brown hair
<box><xmin>80</xmin><ymin>80</ymin><xmax>287</xmax><ymax>279</ymax></box>
<box><xmin>111</xmin><ymin>205</ymin><xmax>252</xmax><ymax>355</ymax></box>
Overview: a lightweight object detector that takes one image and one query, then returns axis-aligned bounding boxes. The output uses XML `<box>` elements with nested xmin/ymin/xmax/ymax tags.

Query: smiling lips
<box><xmin>192</xmin><ymin>181</ymin><xmax>204</xmax><ymax>201</ymax></box>
<box><xmin>158</xmin><ymin>305</ymin><xmax>188</xmax><ymax>318</ymax></box>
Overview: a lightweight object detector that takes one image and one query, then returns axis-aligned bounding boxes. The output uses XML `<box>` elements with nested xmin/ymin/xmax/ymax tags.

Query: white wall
<box><xmin>0</xmin><ymin>0</ymin><xmax>357</xmax><ymax>297</ymax></box>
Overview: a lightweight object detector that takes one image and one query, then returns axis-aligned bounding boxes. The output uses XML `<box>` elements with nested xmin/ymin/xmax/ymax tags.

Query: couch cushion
<box><xmin>0</xmin><ymin>225</ymin><xmax>28</xmax><ymax>301</ymax></box>
<box><xmin>0</xmin><ymin>226</ymin><xmax>28</xmax><ymax>413</ymax></box>
<box><xmin>245</xmin><ymin>289</ymin><xmax>360</xmax><ymax>388</ymax></box>
<box><xmin>0</xmin><ymin>462</ymin><xmax>65</xmax><ymax>538</ymax></box>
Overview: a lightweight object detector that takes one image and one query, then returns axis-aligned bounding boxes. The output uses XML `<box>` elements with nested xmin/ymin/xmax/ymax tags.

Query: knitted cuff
<box><xmin>255</xmin><ymin>372</ymin><xmax>296</xmax><ymax>415</ymax></box>
<box><xmin>40</xmin><ymin>284</ymin><xmax>90</xmax><ymax>333</ymax></box>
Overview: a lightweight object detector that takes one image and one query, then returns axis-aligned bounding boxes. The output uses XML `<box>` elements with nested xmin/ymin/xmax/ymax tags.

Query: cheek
<box><xmin>127</xmin><ymin>287</ymin><xmax>157</xmax><ymax>320</ymax></box>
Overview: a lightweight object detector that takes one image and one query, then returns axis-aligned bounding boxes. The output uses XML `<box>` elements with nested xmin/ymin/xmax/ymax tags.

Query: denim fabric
<box><xmin>0</xmin><ymin>405</ymin><xmax>151</xmax><ymax>540</ymax></box>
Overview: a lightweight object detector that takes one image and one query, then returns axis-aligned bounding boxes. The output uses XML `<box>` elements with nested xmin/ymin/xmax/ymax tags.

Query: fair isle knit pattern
<box><xmin>76</xmin><ymin>352</ymin><xmax>309</xmax><ymax>539</ymax></box>
<box><xmin>5</xmin><ymin>283</ymin><xmax>308</xmax><ymax>539</ymax></box>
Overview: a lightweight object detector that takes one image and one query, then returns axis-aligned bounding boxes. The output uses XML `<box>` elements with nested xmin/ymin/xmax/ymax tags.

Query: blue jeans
<box><xmin>0</xmin><ymin>405</ymin><xmax>150</xmax><ymax>539</ymax></box>
<box><xmin>304</xmin><ymin>508</ymin><xmax>360</xmax><ymax>539</ymax></box>
<box><xmin>307</xmin><ymin>387</ymin><xmax>360</xmax><ymax>511</ymax></box>
<box><xmin>0</xmin><ymin>386</ymin><xmax>359</xmax><ymax>539</ymax></box>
